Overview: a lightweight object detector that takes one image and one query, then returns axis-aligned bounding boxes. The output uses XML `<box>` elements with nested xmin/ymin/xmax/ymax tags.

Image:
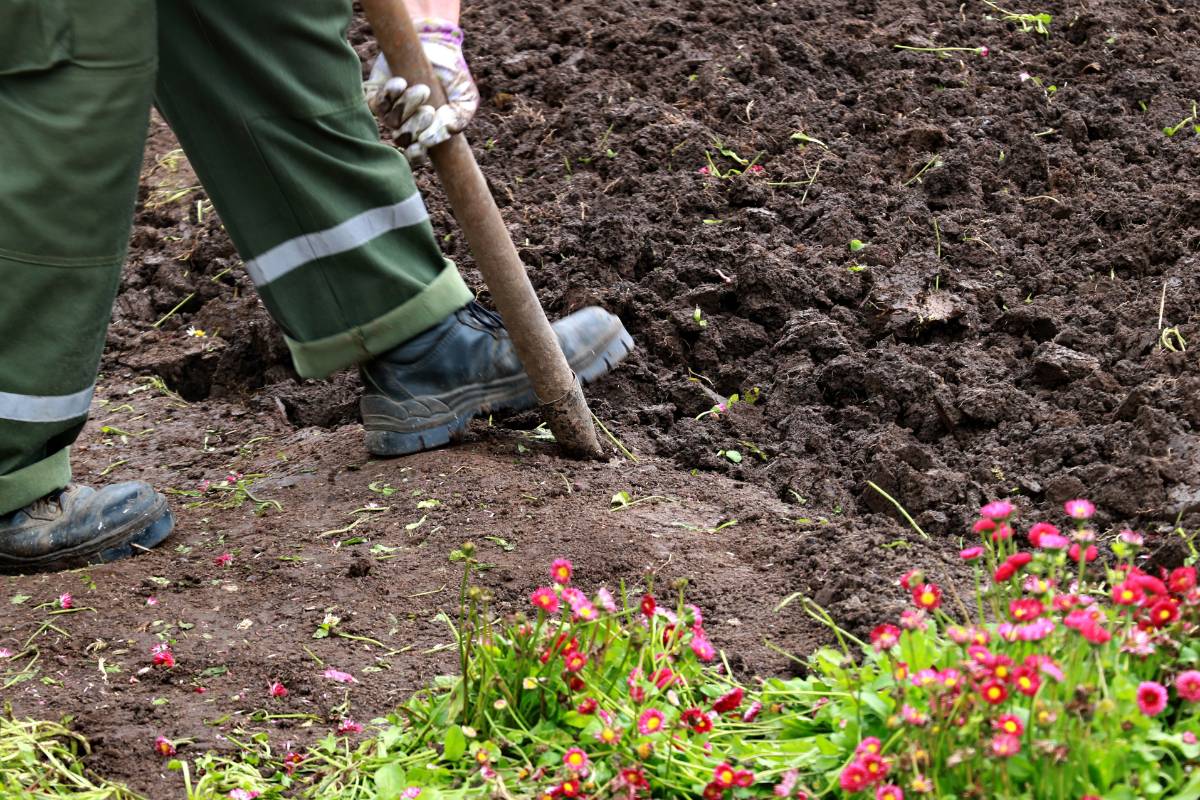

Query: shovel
<box><xmin>360</xmin><ymin>0</ymin><xmax>604</xmax><ymax>458</ymax></box>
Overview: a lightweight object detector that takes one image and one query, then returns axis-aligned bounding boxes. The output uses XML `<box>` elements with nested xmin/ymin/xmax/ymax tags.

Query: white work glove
<box><xmin>364</xmin><ymin>18</ymin><xmax>480</xmax><ymax>163</ymax></box>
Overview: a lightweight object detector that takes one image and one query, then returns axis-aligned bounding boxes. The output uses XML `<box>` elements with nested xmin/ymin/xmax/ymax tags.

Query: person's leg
<box><xmin>153</xmin><ymin>0</ymin><xmax>474</xmax><ymax>380</ymax></box>
<box><xmin>154</xmin><ymin>0</ymin><xmax>635</xmax><ymax>455</ymax></box>
<box><xmin>0</xmin><ymin>0</ymin><xmax>157</xmax><ymax>513</ymax></box>
<box><xmin>0</xmin><ymin>0</ymin><xmax>173</xmax><ymax>572</ymax></box>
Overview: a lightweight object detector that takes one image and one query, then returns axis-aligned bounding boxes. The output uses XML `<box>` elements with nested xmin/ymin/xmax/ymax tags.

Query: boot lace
<box><xmin>462</xmin><ymin>300</ymin><xmax>506</xmax><ymax>333</ymax></box>
<box><xmin>22</xmin><ymin>487</ymin><xmax>68</xmax><ymax>521</ymax></box>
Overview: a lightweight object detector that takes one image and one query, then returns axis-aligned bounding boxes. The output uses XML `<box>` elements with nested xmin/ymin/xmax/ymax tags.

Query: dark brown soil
<box><xmin>5</xmin><ymin>0</ymin><xmax>1200</xmax><ymax>794</ymax></box>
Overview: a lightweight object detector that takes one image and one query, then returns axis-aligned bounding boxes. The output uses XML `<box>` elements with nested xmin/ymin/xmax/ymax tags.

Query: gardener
<box><xmin>0</xmin><ymin>0</ymin><xmax>632</xmax><ymax>574</ymax></box>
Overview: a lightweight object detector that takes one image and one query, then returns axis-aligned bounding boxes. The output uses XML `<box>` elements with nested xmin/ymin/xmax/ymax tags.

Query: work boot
<box><xmin>361</xmin><ymin>301</ymin><xmax>634</xmax><ymax>456</ymax></box>
<box><xmin>0</xmin><ymin>483</ymin><xmax>173</xmax><ymax>574</ymax></box>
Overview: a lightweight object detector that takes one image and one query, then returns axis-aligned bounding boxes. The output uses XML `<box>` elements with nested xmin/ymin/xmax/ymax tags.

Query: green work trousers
<box><xmin>0</xmin><ymin>0</ymin><xmax>473</xmax><ymax>515</ymax></box>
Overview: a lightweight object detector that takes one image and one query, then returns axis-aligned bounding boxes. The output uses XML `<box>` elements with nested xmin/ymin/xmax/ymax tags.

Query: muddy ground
<box><xmin>4</xmin><ymin>0</ymin><xmax>1200</xmax><ymax>794</ymax></box>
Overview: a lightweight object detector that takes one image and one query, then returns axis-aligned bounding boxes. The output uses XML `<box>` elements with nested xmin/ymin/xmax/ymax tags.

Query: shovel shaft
<box><xmin>361</xmin><ymin>0</ymin><xmax>603</xmax><ymax>458</ymax></box>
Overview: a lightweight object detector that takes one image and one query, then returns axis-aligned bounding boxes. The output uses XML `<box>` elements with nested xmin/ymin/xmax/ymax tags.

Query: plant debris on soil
<box><xmin>4</xmin><ymin>0</ymin><xmax>1200</xmax><ymax>794</ymax></box>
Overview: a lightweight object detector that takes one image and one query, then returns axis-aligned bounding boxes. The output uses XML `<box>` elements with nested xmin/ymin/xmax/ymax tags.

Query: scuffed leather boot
<box><xmin>0</xmin><ymin>482</ymin><xmax>173</xmax><ymax>574</ymax></box>
<box><xmin>361</xmin><ymin>301</ymin><xmax>634</xmax><ymax>456</ymax></box>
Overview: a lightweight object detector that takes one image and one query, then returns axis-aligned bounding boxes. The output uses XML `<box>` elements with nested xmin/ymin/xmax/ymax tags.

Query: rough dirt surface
<box><xmin>5</xmin><ymin>0</ymin><xmax>1200</xmax><ymax>794</ymax></box>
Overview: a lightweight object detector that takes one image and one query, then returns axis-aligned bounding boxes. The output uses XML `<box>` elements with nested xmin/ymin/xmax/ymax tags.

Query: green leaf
<box><xmin>374</xmin><ymin>763</ymin><xmax>406</xmax><ymax>800</ymax></box>
<box><xmin>720</xmin><ymin>449</ymin><xmax>743</xmax><ymax>464</ymax></box>
<box><xmin>790</xmin><ymin>131</ymin><xmax>829</xmax><ymax>149</ymax></box>
<box><xmin>443</xmin><ymin>725</ymin><xmax>466</xmax><ymax>761</ymax></box>
<box><xmin>849</xmin><ymin>239</ymin><xmax>866</xmax><ymax>252</ymax></box>
<box><xmin>483</xmin><ymin>535</ymin><xmax>515</xmax><ymax>551</ymax></box>
<box><xmin>10</xmin><ymin>594</ymin><xmax>30</xmax><ymax>605</ymax></box>
<box><xmin>405</xmin><ymin>515</ymin><xmax>427</xmax><ymax>531</ymax></box>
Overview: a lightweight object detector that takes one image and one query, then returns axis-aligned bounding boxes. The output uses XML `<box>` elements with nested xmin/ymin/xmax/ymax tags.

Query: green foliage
<box><xmin>0</xmin><ymin>716</ymin><xmax>139</xmax><ymax>798</ymax></box>
<box><xmin>825</xmin><ymin>501</ymin><xmax>1200</xmax><ymax>798</ymax></box>
<box><xmin>118</xmin><ymin>501</ymin><xmax>1200</xmax><ymax>800</ymax></box>
<box><xmin>982</xmin><ymin>0</ymin><xmax>1051</xmax><ymax>35</ymax></box>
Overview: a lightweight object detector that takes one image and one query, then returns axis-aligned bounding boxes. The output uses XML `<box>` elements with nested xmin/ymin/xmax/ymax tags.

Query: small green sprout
<box><xmin>849</xmin><ymin>239</ymin><xmax>867</xmax><ymax>252</ymax></box>
<box><xmin>738</xmin><ymin>441</ymin><xmax>769</xmax><ymax>461</ymax></box>
<box><xmin>790</xmin><ymin>131</ymin><xmax>829</xmax><ymax>150</ymax></box>
<box><xmin>701</xmin><ymin>140</ymin><xmax>764</xmax><ymax>179</ymax></box>
<box><xmin>718</xmin><ymin>449</ymin><xmax>743</xmax><ymax>464</ymax></box>
<box><xmin>982</xmin><ymin>1</ymin><xmax>1051</xmax><ymax>35</ymax></box>
<box><xmin>1161</xmin><ymin>327</ymin><xmax>1187</xmax><ymax>352</ymax></box>
<box><xmin>1163</xmin><ymin>102</ymin><xmax>1200</xmax><ymax>137</ymax></box>
<box><xmin>693</xmin><ymin>307</ymin><xmax>708</xmax><ymax>328</ymax></box>
<box><xmin>903</xmin><ymin>154</ymin><xmax>944</xmax><ymax>186</ymax></box>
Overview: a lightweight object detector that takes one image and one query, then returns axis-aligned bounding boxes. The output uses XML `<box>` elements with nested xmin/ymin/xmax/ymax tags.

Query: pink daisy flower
<box><xmin>1063</xmin><ymin>499</ymin><xmax>1095</xmax><ymax>520</ymax></box>
<box><xmin>550</xmin><ymin>559</ymin><xmax>573</xmax><ymax>585</ymax></box>
<box><xmin>637</xmin><ymin>708</ymin><xmax>666</xmax><ymax>735</ymax></box>
<box><xmin>1177</xmin><ymin>670</ymin><xmax>1200</xmax><ymax>702</ymax></box>
<box><xmin>595</xmin><ymin>587</ymin><xmax>617</xmax><ymax>613</ymax></box>
<box><xmin>980</xmin><ymin>500</ymin><xmax>1014</xmax><ymax>519</ymax></box>
<box><xmin>530</xmin><ymin>587</ymin><xmax>559</xmax><ymax>614</ymax></box>
<box><xmin>562</xmin><ymin>747</ymin><xmax>590</xmax><ymax>773</ymax></box>
<box><xmin>1137</xmin><ymin>681</ymin><xmax>1169</xmax><ymax>716</ymax></box>
<box><xmin>991</xmin><ymin>733</ymin><xmax>1020</xmax><ymax>757</ymax></box>
<box><xmin>870</xmin><ymin>624</ymin><xmax>901</xmax><ymax>651</ymax></box>
<box><xmin>573</xmin><ymin>602</ymin><xmax>599</xmax><ymax>622</ymax></box>
<box><xmin>877</xmin><ymin>784</ymin><xmax>904</xmax><ymax>800</ymax></box>
<box><xmin>691</xmin><ymin>633</ymin><xmax>716</xmax><ymax>662</ymax></box>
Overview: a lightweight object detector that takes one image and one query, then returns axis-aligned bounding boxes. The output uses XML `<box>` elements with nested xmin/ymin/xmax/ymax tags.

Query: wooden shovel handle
<box><xmin>361</xmin><ymin>0</ymin><xmax>603</xmax><ymax>458</ymax></box>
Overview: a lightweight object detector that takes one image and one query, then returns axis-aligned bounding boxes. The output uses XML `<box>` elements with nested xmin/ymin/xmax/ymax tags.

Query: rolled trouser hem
<box><xmin>286</xmin><ymin>261</ymin><xmax>475</xmax><ymax>379</ymax></box>
<box><xmin>0</xmin><ymin>447</ymin><xmax>71</xmax><ymax>516</ymax></box>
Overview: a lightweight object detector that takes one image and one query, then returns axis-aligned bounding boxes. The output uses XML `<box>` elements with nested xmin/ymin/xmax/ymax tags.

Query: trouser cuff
<box><xmin>0</xmin><ymin>447</ymin><xmax>71</xmax><ymax>516</ymax></box>
<box><xmin>286</xmin><ymin>260</ymin><xmax>474</xmax><ymax>379</ymax></box>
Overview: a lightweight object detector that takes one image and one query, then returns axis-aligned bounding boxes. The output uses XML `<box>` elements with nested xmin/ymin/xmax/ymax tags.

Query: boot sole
<box><xmin>363</xmin><ymin>322</ymin><xmax>635</xmax><ymax>457</ymax></box>
<box><xmin>0</xmin><ymin>503</ymin><xmax>174</xmax><ymax>575</ymax></box>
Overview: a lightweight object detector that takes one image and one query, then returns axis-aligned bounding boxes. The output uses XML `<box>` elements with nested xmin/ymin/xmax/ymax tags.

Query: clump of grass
<box><xmin>0</xmin><ymin>714</ymin><xmax>140</xmax><ymax>799</ymax></box>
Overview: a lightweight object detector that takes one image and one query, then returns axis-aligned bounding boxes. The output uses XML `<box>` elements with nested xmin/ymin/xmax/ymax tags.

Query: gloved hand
<box><xmin>364</xmin><ymin>18</ymin><xmax>480</xmax><ymax>163</ymax></box>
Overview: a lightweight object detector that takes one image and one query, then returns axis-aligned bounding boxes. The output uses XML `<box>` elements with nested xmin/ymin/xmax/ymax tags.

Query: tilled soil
<box><xmin>4</xmin><ymin>0</ymin><xmax>1200</xmax><ymax>794</ymax></box>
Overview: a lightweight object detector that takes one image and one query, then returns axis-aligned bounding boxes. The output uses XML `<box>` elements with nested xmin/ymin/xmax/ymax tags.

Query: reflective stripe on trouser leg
<box><xmin>0</xmin><ymin>387</ymin><xmax>95</xmax><ymax>424</ymax></box>
<box><xmin>155</xmin><ymin>0</ymin><xmax>474</xmax><ymax>380</ymax></box>
<box><xmin>0</xmin><ymin>0</ymin><xmax>155</xmax><ymax>514</ymax></box>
